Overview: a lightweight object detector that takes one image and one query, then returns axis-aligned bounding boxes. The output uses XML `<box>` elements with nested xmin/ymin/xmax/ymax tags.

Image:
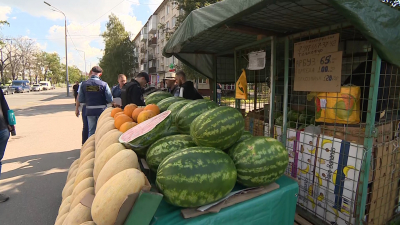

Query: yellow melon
<box><xmin>54</xmin><ymin>213</ymin><xmax>68</xmax><ymax>225</ymax></box>
<box><xmin>92</xmin><ymin>169</ymin><xmax>146</xmax><ymax>225</ymax></box>
<box><xmin>95</xmin><ymin>150</ymin><xmax>139</xmax><ymax>193</ymax></box>
<box><xmin>73</xmin><ymin>169</ymin><xmax>93</xmax><ymax>189</ymax></box>
<box><xmin>62</xmin><ymin>182</ymin><xmax>75</xmax><ymax>199</ymax></box>
<box><xmin>98</xmin><ymin>107</ymin><xmax>113</xmax><ymax>121</ymax></box>
<box><xmin>81</xmin><ymin>140</ymin><xmax>95</xmax><ymax>154</ymax></box>
<box><xmin>69</xmin><ymin>159</ymin><xmax>80</xmax><ymax>170</ymax></box>
<box><xmin>76</xmin><ymin>159</ymin><xmax>95</xmax><ymax>176</ymax></box>
<box><xmin>95</xmin><ymin>129</ymin><xmax>119</xmax><ymax>152</ymax></box>
<box><xmin>96</xmin><ymin>116</ymin><xmax>114</xmax><ymax>133</ymax></box>
<box><xmin>70</xmin><ymin>187</ymin><xmax>95</xmax><ymax>211</ymax></box>
<box><xmin>95</xmin><ymin>120</ymin><xmax>116</xmax><ymax>147</ymax></box>
<box><xmin>96</xmin><ymin>130</ymin><xmax>123</xmax><ymax>157</ymax></box>
<box><xmin>80</xmin><ymin>146</ymin><xmax>95</xmax><ymax>162</ymax></box>
<box><xmin>63</xmin><ymin>203</ymin><xmax>92</xmax><ymax>225</ymax></box>
<box><xmin>59</xmin><ymin>195</ymin><xmax>72</xmax><ymax>214</ymax></box>
<box><xmin>79</xmin><ymin>152</ymin><xmax>95</xmax><ymax>168</ymax></box>
<box><xmin>71</xmin><ymin>177</ymin><xmax>94</xmax><ymax>204</ymax></box>
<box><xmin>63</xmin><ymin>177</ymin><xmax>76</xmax><ymax>197</ymax></box>
<box><xmin>57</xmin><ymin>202</ymin><xmax>70</xmax><ymax>220</ymax></box>
<box><xmin>79</xmin><ymin>221</ymin><xmax>96</xmax><ymax>225</ymax></box>
<box><xmin>93</xmin><ymin>143</ymin><xmax>126</xmax><ymax>181</ymax></box>
<box><xmin>66</xmin><ymin>164</ymin><xmax>79</xmax><ymax>182</ymax></box>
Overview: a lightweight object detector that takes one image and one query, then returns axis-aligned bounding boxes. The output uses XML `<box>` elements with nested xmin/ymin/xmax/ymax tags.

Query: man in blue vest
<box><xmin>78</xmin><ymin>66</ymin><xmax>113</xmax><ymax>137</ymax></box>
<box><xmin>75</xmin><ymin>82</ymin><xmax>89</xmax><ymax>145</ymax></box>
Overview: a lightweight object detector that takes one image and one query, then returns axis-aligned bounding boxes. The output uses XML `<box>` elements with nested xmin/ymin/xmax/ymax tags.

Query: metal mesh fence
<box><xmin>228</xmin><ymin>25</ymin><xmax>400</xmax><ymax>225</ymax></box>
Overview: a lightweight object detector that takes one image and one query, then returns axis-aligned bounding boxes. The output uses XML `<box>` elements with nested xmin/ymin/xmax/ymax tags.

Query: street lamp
<box><xmin>44</xmin><ymin>1</ymin><xmax>69</xmax><ymax>97</ymax></box>
<box><xmin>75</xmin><ymin>49</ymin><xmax>86</xmax><ymax>82</ymax></box>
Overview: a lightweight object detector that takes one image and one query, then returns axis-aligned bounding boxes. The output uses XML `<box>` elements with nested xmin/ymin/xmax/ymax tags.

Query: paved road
<box><xmin>0</xmin><ymin>88</ymin><xmax>82</xmax><ymax>225</ymax></box>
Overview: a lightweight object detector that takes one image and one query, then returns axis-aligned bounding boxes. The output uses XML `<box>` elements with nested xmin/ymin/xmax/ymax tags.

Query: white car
<box><xmin>32</xmin><ymin>84</ymin><xmax>43</xmax><ymax>91</ymax></box>
<box><xmin>39</xmin><ymin>81</ymin><xmax>52</xmax><ymax>90</ymax></box>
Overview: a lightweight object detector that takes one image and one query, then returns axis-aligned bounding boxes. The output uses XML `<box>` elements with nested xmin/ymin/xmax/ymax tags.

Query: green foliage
<box><xmin>99</xmin><ymin>14</ymin><xmax>137</xmax><ymax>85</ymax></box>
<box><xmin>68</xmin><ymin>65</ymin><xmax>83</xmax><ymax>83</ymax></box>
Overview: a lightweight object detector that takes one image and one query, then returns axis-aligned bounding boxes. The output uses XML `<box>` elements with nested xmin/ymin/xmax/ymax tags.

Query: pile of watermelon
<box><xmin>119</xmin><ymin>94</ymin><xmax>289</xmax><ymax>208</ymax></box>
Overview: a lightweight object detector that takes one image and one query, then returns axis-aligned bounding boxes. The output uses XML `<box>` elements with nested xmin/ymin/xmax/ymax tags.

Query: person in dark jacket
<box><xmin>73</xmin><ymin>81</ymin><xmax>79</xmax><ymax>103</ymax></box>
<box><xmin>175</xmin><ymin>70</ymin><xmax>203</xmax><ymax>100</ymax></box>
<box><xmin>121</xmin><ymin>72</ymin><xmax>149</xmax><ymax>108</ymax></box>
<box><xmin>0</xmin><ymin>88</ymin><xmax>14</xmax><ymax>203</ymax></box>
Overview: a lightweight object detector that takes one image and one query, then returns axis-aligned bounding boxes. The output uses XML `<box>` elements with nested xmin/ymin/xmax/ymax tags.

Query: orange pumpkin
<box><xmin>143</xmin><ymin>104</ymin><xmax>160</xmax><ymax>115</ymax></box>
<box><xmin>137</xmin><ymin>110</ymin><xmax>156</xmax><ymax>124</ymax></box>
<box><xmin>119</xmin><ymin>122</ymin><xmax>137</xmax><ymax>133</ymax></box>
<box><xmin>114</xmin><ymin>115</ymin><xmax>133</xmax><ymax>129</ymax></box>
<box><xmin>111</xmin><ymin>108</ymin><xmax>123</xmax><ymax>117</ymax></box>
<box><xmin>131</xmin><ymin>108</ymin><xmax>144</xmax><ymax>122</ymax></box>
<box><xmin>123</xmin><ymin>104</ymin><xmax>137</xmax><ymax>118</ymax></box>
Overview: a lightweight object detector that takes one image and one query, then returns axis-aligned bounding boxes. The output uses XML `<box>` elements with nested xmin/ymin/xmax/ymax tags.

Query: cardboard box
<box><xmin>80</xmin><ymin>177</ymin><xmax>161</xmax><ymax>225</ymax></box>
<box><xmin>245</xmin><ymin>117</ymin><xmax>265</xmax><ymax>136</ymax></box>
<box><xmin>320</xmin><ymin>122</ymin><xmax>393</xmax><ymax>146</ymax></box>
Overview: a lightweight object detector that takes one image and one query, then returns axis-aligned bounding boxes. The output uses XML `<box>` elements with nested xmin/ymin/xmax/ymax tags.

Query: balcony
<box><xmin>148</xmin><ymin>15</ymin><xmax>157</xmax><ymax>34</ymax></box>
<box><xmin>148</xmin><ymin>54</ymin><xmax>155</xmax><ymax>60</ymax></box>
<box><xmin>140</xmin><ymin>47</ymin><xmax>146</xmax><ymax>53</ymax></box>
<box><xmin>148</xmin><ymin>37</ymin><xmax>157</xmax><ymax>48</ymax></box>
<box><xmin>149</xmin><ymin>67</ymin><xmax>157</xmax><ymax>74</ymax></box>
<box><xmin>140</xmin><ymin>27</ymin><xmax>148</xmax><ymax>42</ymax></box>
<box><xmin>140</xmin><ymin>58</ymin><xmax>147</xmax><ymax>64</ymax></box>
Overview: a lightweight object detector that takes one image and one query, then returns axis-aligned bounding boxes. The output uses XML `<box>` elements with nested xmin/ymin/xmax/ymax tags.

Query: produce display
<box><xmin>175</xmin><ymin>99</ymin><xmax>218</xmax><ymax>134</ymax></box>
<box><xmin>156</xmin><ymin>147</ymin><xmax>237</xmax><ymax>207</ymax></box>
<box><xmin>144</xmin><ymin>91</ymin><xmax>173</xmax><ymax>105</ymax></box>
<box><xmin>156</xmin><ymin>97</ymin><xmax>187</xmax><ymax>112</ymax></box>
<box><xmin>56</xmin><ymin>101</ymin><xmax>290</xmax><ymax>224</ymax></box>
<box><xmin>146</xmin><ymin>135</ymin><xmax>196</xmax><ymax>172</ymax></box>
<box><xmin>228</xmin><ymin>136</ymin><xmax>289</xmax><ymax>187</ymax></box>
<box><xmin>190</xmin><ymin>106</ymin><xmax>244</xmax><ymax>150</ymax></box>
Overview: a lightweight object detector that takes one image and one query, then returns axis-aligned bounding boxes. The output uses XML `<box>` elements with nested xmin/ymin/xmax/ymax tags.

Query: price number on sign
<box><xmin>320</xmin><ymin>55</ymin><xmax>331</xmax><ymax>65</ymax></box>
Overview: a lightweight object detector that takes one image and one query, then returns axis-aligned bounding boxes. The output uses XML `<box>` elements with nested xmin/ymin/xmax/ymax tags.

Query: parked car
<box><xmin>1</xmin><ymin>86</ymin><xmax>15</xmax><ymax>95</ymax></box>
<box><xmin>10</xmin><ymin>80</ymin><xmax>30</xmax><ymax>93</ymax></box>
<box><xmin>32</xmin><ymin>84</ymin><xmax>43</xmax><ymax>91</ymax></box>
<box><xmin>39</xmin><ymin>81</ymin><xmax>52</xmax><ymax>90</ymax></box>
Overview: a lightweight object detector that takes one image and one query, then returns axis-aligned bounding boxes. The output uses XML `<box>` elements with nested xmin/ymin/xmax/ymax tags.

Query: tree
<box><xmin>67</xmin><ymin>65</ymin><xmax>82</xmax><ymax>83</ymax></box>
<box><xmin>99</xmin><ymin>14</ymin><xmax>137</xmax><ymax>85</ymax></box>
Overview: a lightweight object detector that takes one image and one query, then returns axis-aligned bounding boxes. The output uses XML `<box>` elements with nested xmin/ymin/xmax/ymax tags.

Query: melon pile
<box><xmin>55</xmin><ymin>107</ymin><xmax>147</xmax><ymax>225</ymax></box>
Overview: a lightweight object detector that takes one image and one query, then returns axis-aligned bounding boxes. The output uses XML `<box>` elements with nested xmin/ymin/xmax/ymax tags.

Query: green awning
<box><xmin>163</xmin><ymin>0</ymin><xmax>400</xmax><ymax>79</ymax></box>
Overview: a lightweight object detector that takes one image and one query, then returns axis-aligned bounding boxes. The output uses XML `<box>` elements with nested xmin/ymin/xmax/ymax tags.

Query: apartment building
<box><xmin>133</xmin><ymin>0</ymin><xmax>210</xmax><ymax>94</ymax></box>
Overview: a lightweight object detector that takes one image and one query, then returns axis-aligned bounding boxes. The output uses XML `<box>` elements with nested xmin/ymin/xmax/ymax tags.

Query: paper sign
<box><xmin>248</xmin><ymin>51</ymin><xmax>266</xmax><ymax>70</ymax></box>
<box><xmin>293</xmin><ymin>33</ymin><xmax>339</xmax><ymax>58</ymax></box>
<box><xmin>235</xmin><ymin>69</ymin><xmax>248</xmax><ymax>100</ymax></box>
<box><xmin>294</xmin><ymin>51</ymin><xmax>342</xmax><ymax>93</ymax></box>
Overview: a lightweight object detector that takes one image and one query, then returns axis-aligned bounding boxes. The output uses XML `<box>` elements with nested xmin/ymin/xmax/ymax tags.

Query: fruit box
<box><xmin>80</xmin><ymin>176</ymin><xmax>163</xmax><ymax>225</ymax></box>
<box><xmin>245</xmin><ymin>117</ymin><xmax>265</xmax><ymax>136</ymax></box>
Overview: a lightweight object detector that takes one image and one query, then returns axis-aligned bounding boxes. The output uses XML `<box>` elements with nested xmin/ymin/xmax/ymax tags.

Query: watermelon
<box><xmin>175</xmin><ymin>99</ymin><xmax>218</xmax><ymax>134</ymax></box>
<box><xmin>228</xmin><ymin>136</ymin><xmax>289</xmax><ymax>187</ymax></box>
<box><xmin>145</xmin><ymin>92</ymin><xmax>173</xmax><ymax>105</ymax></box>
<box><xmin>190</xmin><ymin>106</ymin><xmax>244</xmax><ymax>150</ymax></box>
<box><xmin>157</xmin><ymin>97</ymin><xmax>186</xmax><ymax>112</ymax></box>
<box><xmin>164</xmin><ymin>125</ymin><xmax>179</xmax><ymax>136</ymax></box>
<box><xmin>119</xmin><ymin>110</ymin><xmax>172</xmax><ymax>157</ymax></box>
<box><xmin>226</xmin><ymin>131</ymin><xmax>253</xmax><ymax>153</ymax></box>
<box><xmin>167</xmin><ymin>100</ymin><xmax>191</xmax><ymax>124</ymax></box>
<box><xmin>156</xmin><ymin>147</ymin><xmax>237</xmax><ymax>207</ymax></box>
<box><xmin>146</xmin><ymin>135</ymin><xmax>196</xmax><ymax>172</ymax></box>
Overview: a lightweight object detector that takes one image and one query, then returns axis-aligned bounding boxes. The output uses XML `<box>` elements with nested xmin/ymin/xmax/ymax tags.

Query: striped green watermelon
<box><xmin>146</xmin><ymin>135</ymin><xmax>196</xmax><ymax>172</ymax></box>
<box><xmin>190</xmin><ymin>106</ymin><xmax>244</xmax><ymax>150</ymax></box>
<box><xmin>228</xmin><ymin>136</ymin><xmax>289</xmax><ymax>187</ymax></box>
<box><xmin>156</xmin><ymin>147</ymin><xmax>237</xmax><ymax>207</ymax></box>
<box><xmin>145</xmin><ymin>91</ymin><xmax>173</xmax><ymax>105</ymax></box>
<box><xmin>226</xmin><ymin>131</ymin><xmax>253</xmax><ymax>152</ymax></box>
<box><xmin>167</xmin><ymin>100</ymin><xmax>192</xmax><ymax>124</ymax></box>
<box><xmin>164</xmin><ymin>125</ymin><xmax>179</xmax><ymax>136</ymax></box>
<box><xmin>175</xmin><ymin>99</ymin><xmax>218</xmax><ymax>134</ymax></box>
<box><xmin>157</xmin><ymin>97</ymin><xmax>186</xmax><ymax>112</ymax></box>
<box><xmin>119</xmin><ymin>110</ymin><xmax>172</xmax><ymax>157</ymax></box>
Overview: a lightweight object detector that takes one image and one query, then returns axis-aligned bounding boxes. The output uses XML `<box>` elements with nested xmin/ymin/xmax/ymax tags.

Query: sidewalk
<box><xmin>0</xmin><ymin>96</ymin><xmax>82</xmax><ymax>225</ymax></box>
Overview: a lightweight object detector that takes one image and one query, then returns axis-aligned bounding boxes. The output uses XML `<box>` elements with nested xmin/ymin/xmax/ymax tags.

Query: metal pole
<box><xmin>281</xmin><ymin>37</ymin><xmax>289</xmax><ymax>147</ymax></box>
<box><xmin>64</xmin><ymin>17</ymin><xmax>69</xmax><ymax>96</ymax></box>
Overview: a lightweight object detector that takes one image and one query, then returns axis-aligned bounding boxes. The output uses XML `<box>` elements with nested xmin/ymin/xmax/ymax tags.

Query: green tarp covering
<box><xmin>163</xmin><ymin>0</ymin><xmax>400</xmax><ymax>80</ymax></box>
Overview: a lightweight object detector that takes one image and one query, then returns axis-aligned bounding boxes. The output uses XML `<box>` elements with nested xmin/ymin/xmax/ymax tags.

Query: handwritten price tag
<box><xmin>293</xmin><ymin>33</ymin><xmax>339</xmax><ymax>58</ymax></box>
<box><xmin>294</xmin><ymin>51</ymin><xmax>342</xmax><ymax>92</ymax></box>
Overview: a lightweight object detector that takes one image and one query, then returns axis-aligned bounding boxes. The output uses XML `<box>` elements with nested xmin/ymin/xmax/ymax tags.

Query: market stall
<box><xmin>162</xmin><ymin>0</ymin><xmax>400</xmax><ymax>224</ymax></box>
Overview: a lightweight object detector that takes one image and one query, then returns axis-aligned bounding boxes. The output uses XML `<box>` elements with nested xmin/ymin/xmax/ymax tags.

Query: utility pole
<box><xmin>76</xmin><ymin>49</ymin><xmax>86</xmax><ymax>82</ymax></box>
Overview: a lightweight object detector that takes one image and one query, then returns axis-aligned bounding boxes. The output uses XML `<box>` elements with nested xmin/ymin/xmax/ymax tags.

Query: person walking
<box><xmin>73</xmin><ymin>81</ymin><xmax>79</xmax><ymax>103</ymax></box>
<box><xmin>165</xmin><ymin>74</ymin><xmax>179</xmax><ymax>96</ymax></box>
<box><xmin>120</xmin><ymin>72</ymin><xmax>149</xmax><ymax>108</ymax></box>
<box><xmin>175</xmin><ymin>71</ymin><xmax>203</xmax><ymax>100</ymax></box>
<box><xmin>78</xmin><ymin>66</ymin><xmax>112</xmax><ymax>137</ymax></box>
<box><xmin>217</xmin><ymin>83</ymin><xmax>222</xmax><ymax>105</ymax></box>
<box><xmin>111</xmin><ymin>74</ymin><xmax>127</xmax><ymax>98</ymax></box>
<box><xmin>0</xmin><ymin>87</ymin><xmax>15</xmax><ymax>203</ymax></box>
<box><xmin>75</xmin><ymin>82</ymin><xmax>89</xmax><ymax>145</ymax></box>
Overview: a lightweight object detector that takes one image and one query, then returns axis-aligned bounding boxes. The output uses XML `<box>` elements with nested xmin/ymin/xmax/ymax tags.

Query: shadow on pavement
<box><xmin>0</xmin><ymin>149</ymin><xmax>79</xmax><ymax>225</ymax></box>
<box><xmin>14</xmin><ymin>103</ymin><xmax>76</xmax><ymax>117</ymax></box>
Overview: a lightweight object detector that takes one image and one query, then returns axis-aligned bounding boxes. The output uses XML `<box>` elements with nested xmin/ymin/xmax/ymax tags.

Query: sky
<box><xmin>0</xmin><ymin>0</ymin><xmax>163</xmax><ymax>72</ymax></box>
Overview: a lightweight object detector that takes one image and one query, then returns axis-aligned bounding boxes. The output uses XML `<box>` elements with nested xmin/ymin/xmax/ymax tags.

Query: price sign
<box><xmin>293</xmin><ymin>33</ymin><xmax>339</xmax><ymax>58</ymax></box>
<box><xmin>294</xmin><ymin>51</ymin><xmax>342</xmax><ymax>92</ymax></box>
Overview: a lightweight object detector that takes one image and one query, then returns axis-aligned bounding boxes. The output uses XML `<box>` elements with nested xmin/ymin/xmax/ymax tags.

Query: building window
<box><xmin>161</xmin><ymin>16</ymin><xmax>165</xmax><ymax>23</ymax></box>
<box><xmin>156</xmin><ymin>45</ymin><xmax>159</xmax><ymax>54</ymax></box>
<box><xmin>172</xmin><ymin>17</ymin><xmax>176</xmax><ymax>28</ymax></box>
<box><xmin>166</xmin><ymin>4</ymin><xmax>170</xmax><ymax>15</ymax></box>
<box><xmin>199</xmin><ymin>79</ymin><xmax>207</xmax><ymax>84</ymax></box>
<box><xmin>166</xmin><ymin>21</ymin><xmax>169</xmax><ymax>29</ymax></box>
